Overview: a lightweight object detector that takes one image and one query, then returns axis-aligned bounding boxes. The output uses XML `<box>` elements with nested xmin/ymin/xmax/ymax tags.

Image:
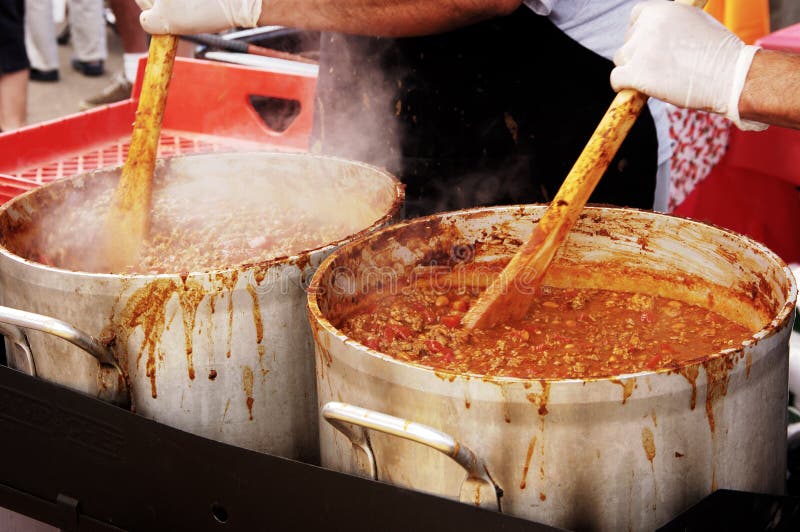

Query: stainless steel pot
<box><xmin>308</xmin><ymin>205</ymin><xmax>796</xmax><ymax>531</ymax></box>
<box><xmin>0</xmin><ymin>151</ymin><xmax>403</xmax><ymax>461</ymax></box>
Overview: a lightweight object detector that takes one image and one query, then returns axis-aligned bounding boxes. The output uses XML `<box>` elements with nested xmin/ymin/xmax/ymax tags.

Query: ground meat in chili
<box><xmin>30</xmin><ymin>173</ymin><xmax>356</xmax><ymax>274</ymax></box>
<box><xmin>337</xmin><ymin>273</ymin><xmax>754</xmax><ymax>379</ymax></box>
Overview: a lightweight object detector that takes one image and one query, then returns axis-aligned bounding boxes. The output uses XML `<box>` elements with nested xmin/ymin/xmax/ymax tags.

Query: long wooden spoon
<box><xmin>104</xmin><ymin>34</ymin><xmax>178</xmax><ymax>272</ymax></box>
<box><xmin>463</xmin><ymin>0</ymin><xmax>708</xmax><ymax>330</ymax></box>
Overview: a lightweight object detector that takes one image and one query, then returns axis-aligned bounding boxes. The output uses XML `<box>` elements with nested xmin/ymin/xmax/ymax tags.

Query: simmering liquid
<box><xmin>338</xmin><ymin>267</ymin><xmax>754</xmax><ymax>379</ymax></box>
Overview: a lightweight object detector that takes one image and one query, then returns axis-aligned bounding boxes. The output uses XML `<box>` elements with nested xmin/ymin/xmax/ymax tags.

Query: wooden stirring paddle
<box><xmin>463</xmin><ymin>0</ymin><xmax>708</xmax><ymax>330</ymax></box>
<box><xmin>104</xmin><ymin>34</ymin><xmax>178</xmax><ymax>272</ymax></box>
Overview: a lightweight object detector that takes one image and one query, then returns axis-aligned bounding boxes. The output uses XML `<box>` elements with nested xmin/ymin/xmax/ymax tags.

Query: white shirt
<box><xmin>524</xmin><ymin>0</ymin><xmax>672</xmax><ymax>165</ymax></box>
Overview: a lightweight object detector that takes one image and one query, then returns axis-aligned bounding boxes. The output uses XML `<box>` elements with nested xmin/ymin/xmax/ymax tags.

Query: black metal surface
<box><xmin>4</xmin><ymin>357</ymin><xmax>800</xmax><ymax>531</ymax></box>
<box><xmin>231</xmin><ymin>27</ymin><xmax>320</xmax><ymax>56</ymax></box>
<box><xmin>192</xmin><ymin>27</ymin><xmax>320</xmax><ymax>62</ymax></box>
<box><xmin>182</xmin><ymin>34</ymin><xmax>250</xmax><ymax>54</ymax></box>
<box><xmin>0</xmin><ymin>364</ymin><xmax>563</xmax><ymax>532</ymax></box>
<box><xmin>657</xmin><ymin>489</ymin><xmax>800</xmax><ymax>532</ymax></box>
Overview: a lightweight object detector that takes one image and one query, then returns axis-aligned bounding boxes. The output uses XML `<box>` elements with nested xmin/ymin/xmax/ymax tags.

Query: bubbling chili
<box><xmin>337</xmin><ymin>266</ymin><xmax>754</xmax><ymax>379</ymax></box>
<box><xmin>29</xmin><ymin>174</ymin><xmax>356</xmax><ymax>274</ymax></box>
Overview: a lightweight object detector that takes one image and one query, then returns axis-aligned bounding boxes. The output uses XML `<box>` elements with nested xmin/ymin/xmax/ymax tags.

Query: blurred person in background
<box><xmin>0</xmin><ymin>0</ymin><xmax>28</xmax><ymax>131</ymax></box>
<box><xmin>25</xmin><ymin>0</ymin><xmax>107</xmax><ymax>82</ymax></box>
<box><xmin>80</xmin><ymin>0</ymin><xmax>146</xmax><ymax>108</ymax></box>
<box><xmin>81</xmin><ymin>0</ymin><xmax>194</xmax><ymax>109</ymax></box>
<box><xmin>706</xmin><ymin>0</ymin><xmax>770</xmax><ymax>46</ymax></box>
<box><xmin>612</xmin><ymin>1</ymin><xmax>800</xmax><ymax>131</ymax></box>
<box><xmin>134</xmin><ymin>0</ymin><xmax>670</xmax><ymax>218</ymax></box>
<box><xmin>770</xmin><ymin>0</ymin><xmax>800</xmax><ymax>32</ymax></box>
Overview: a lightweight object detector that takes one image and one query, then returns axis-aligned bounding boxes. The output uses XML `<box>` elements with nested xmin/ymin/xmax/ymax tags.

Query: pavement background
<box><xmin>27</xmin><ymin>24</ymin><xmax>124</xmax><ymax>126</ymax></box>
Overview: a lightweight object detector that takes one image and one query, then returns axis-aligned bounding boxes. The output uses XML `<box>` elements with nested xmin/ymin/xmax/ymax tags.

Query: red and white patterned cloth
<box><xmin>667</xmin><ymin>106</ymin><xmax>732</xmax><ymax>211</ymax></box>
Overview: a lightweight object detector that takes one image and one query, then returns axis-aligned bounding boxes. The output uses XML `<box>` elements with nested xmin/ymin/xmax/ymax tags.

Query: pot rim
<box><xmin>307</xmin><ymin>203</ymin><xmax>798</xmax><ymax>384</ymax></box>
<box><xmin>0</xmin><ymin>151</ymin><xmax>405</xmax><ymax>280</ymax></box>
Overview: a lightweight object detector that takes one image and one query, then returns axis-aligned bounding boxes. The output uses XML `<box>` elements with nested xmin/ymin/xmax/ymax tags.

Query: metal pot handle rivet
<box><xmin>322</xmin><ymin>401</ymin><xmax>502</xmax><ymax>511</ymax></box>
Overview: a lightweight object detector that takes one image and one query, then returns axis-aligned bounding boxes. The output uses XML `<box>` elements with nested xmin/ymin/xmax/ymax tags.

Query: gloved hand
<box><xmin>611</xmin><ymin>0</ymin><xmax>767</xmax><ymax>131</ymax></box>
<box><xmin>135</xmin><ymin>0</ymin><xmax>262</xmax><ymax>35</ymax></box>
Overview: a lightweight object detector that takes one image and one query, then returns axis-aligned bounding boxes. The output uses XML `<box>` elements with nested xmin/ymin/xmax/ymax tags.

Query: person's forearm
<box><xmin>739</xmin><ymin>50</ymin><xmax>800</xmax><ymax>130</ymax></box>
<box><xmin>260</xmin><ymin>0</ymin><xmax>522</xmax><ymax>36</ymax></box>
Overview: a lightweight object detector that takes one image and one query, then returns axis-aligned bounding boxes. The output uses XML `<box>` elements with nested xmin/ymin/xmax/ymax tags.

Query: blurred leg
<box><xmin>24</xmin><ymin>0</ymin><xmax>59</xmax><ymax>71</ymax></box>
<box><xmin>109</xmin><ymin>0</ymin><xmax>147</xmax><ymax>53</ymax></box>
<box><xmin>1</xmin><ymin>0</ymin><xmax>29</xmax><ymax>129</ymax></box>
<box><xmin>109</xmin><ymin>0</ymin><xmax>146</xmax><ymax>84</ymax></box>
<box><xmin>0</xmin><ymin>69</ymin><xmax>29</xmax><ymax>131</ymax></box>
<box><xmin>68</xmin><ymin>0</ymin><xmax>106</xmax><ymax>62</ymax></box>
<box><xmin>80</xmin><ymin>0</ymin><xmax>142</xmax><ymax>108</ymax></box>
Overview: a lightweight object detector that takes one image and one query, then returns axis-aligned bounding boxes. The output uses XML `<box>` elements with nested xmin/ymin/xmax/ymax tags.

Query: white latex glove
<box><xmin>611</xmin><ymin>0</ymin><xmax>767</xmax><ymax>131</ymax></box>
<box><xmin>135</xmin><ymin>0</ymin><xmax>262</xmax><ymax>35</ymax></box>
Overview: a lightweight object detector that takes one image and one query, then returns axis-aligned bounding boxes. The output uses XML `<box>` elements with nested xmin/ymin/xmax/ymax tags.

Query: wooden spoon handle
<box><xmin>106</xmin><ymin>34</ymin><xmax>178</xmax><ymax>269</ymax></box>
<box><xmin>514</xmin><ymin>0</ymin><xmax>709</xmax><ymax>259</ymax></box>
<box><xmin>532</xmin><ymin>90</ymin><xmax>648</xmax><ymax>247</ymax></box>
<box><xmin>463</xmin><ymin>0</ymin><xmax>709</xmax><ymax>330</ymax></box>
<box><xmin>462</xmin><ymin>90</ymin><xmax>648</xmax><ymax>329</ymax></box>
<box><xmin>512</xmin><ymin>0</ymin><xmax>710</xmax><ymax>274</ymax></box>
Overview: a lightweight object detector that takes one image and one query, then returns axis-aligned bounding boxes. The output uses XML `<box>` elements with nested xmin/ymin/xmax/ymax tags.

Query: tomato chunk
<box><xmin>383</xmin><ymin>324</ymin><xmax>413</xmax><ymax>342</ymax></box>
<box><xmin>441</xmin><ymin>315</ymin><xmax>462</xmax><ymax>328</ymax></box>
<box><xmin>425</xmin><ymin>340</ymin><xmax>454</xmax><ymax>362</ymax></box>
<box><xmin>411</xmin><ymin>302</ymin><xmax>436</xmax><ymax>325</ymax></box>
<box><xmin>644</xmin><ymin>353</ymin><xmax>663</xmax><ymax>369</ymax></box>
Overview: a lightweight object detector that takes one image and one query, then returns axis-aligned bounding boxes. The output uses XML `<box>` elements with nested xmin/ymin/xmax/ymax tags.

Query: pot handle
<box><xmin>0</xmin><ymin>322</ymin><xmax>36</xmax><ymax>376</ymax></box>
<box><xmin>322</xmin><ymin>401</ymin><xmax>501</xmax><ymax>511</ymax></box>
<box><xmin>0</xmin><ymin>305</ymin><xmax>124</xmax><ymax>378</ymax></box>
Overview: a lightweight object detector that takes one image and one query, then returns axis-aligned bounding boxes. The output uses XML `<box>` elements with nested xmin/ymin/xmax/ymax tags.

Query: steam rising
<box><xmin>311</xmin><ymin>34</ymin><xmax>402</xmax><ymax>198</ymax></box>
<box><xmin>0</xmin><ymin>152</ymin><xmax>399</xmax><ymax>275</ymax></box>
<box><xmin>310</xmin><ymin>33</ymin><xmax>541</xmax><ymax>218</ymax></box>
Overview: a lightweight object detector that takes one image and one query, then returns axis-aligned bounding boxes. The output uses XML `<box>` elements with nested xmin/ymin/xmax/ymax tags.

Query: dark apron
<box><xmin>312</xmin><ymin>7</ymin><xmax>657</xmax><ymax>218</ymax></box>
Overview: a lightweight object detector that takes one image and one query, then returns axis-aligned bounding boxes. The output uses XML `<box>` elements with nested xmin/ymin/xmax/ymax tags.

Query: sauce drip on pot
<box><xmin>336</xmin><ymin>266</ymin><xmax>754</xmax><ymax>379</ymax></box>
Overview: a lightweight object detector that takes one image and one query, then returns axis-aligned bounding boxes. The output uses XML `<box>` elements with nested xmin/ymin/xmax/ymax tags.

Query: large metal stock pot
<box><xmin>0</xmin><ymin>151</ymin><xmax>403</xmax><ymax>460</ymax></box>
<box><xmin>307</xmin><ymin>205</ymin><xmax>797</xmax><ymax>531</ymax></box>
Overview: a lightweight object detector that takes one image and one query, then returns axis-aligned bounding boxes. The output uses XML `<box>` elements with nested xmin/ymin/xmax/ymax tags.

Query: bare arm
<box><xmin>260</xmin><ymin>0</ymin><xmax>523</xmax><ymax>36</ymax></box>
<box><xmin>739</xmin><ymin>50</ymin><xmax>800</xmax><ymax>130</ymax></box>
<box><xmin>137</xmin><ymin>0</ymin><xmax>523</xmax><ymax>41</ymax></box>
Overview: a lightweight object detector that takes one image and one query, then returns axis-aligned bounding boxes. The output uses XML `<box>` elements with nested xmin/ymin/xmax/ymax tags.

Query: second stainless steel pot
<box><xmin>308</xmin><ymin>205</ymin><xmax>796</xmax><ymax>531</ymax></box>
<box><xmin>0</xmin><ymin>151</ymin><xmax>403</xmax><ymax>460</ymax></box>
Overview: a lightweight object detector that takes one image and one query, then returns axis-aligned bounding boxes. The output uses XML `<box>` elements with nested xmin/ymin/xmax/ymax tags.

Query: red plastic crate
<box><xmin>0</xmin><ymin>57</ymin><xmax>317</xmax><ymax>202</ymax></box>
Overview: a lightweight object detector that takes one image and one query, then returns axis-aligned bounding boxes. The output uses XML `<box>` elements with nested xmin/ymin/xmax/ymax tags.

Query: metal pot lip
<box><xmin>307</xmin><ymin>203</ymin><xmax>798</xmax><ymax>385</ymax></box>
<box><xmin>0</xmin><ymin>151</ymin><xmax>405</xmax><ymax>280</ymax></box>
